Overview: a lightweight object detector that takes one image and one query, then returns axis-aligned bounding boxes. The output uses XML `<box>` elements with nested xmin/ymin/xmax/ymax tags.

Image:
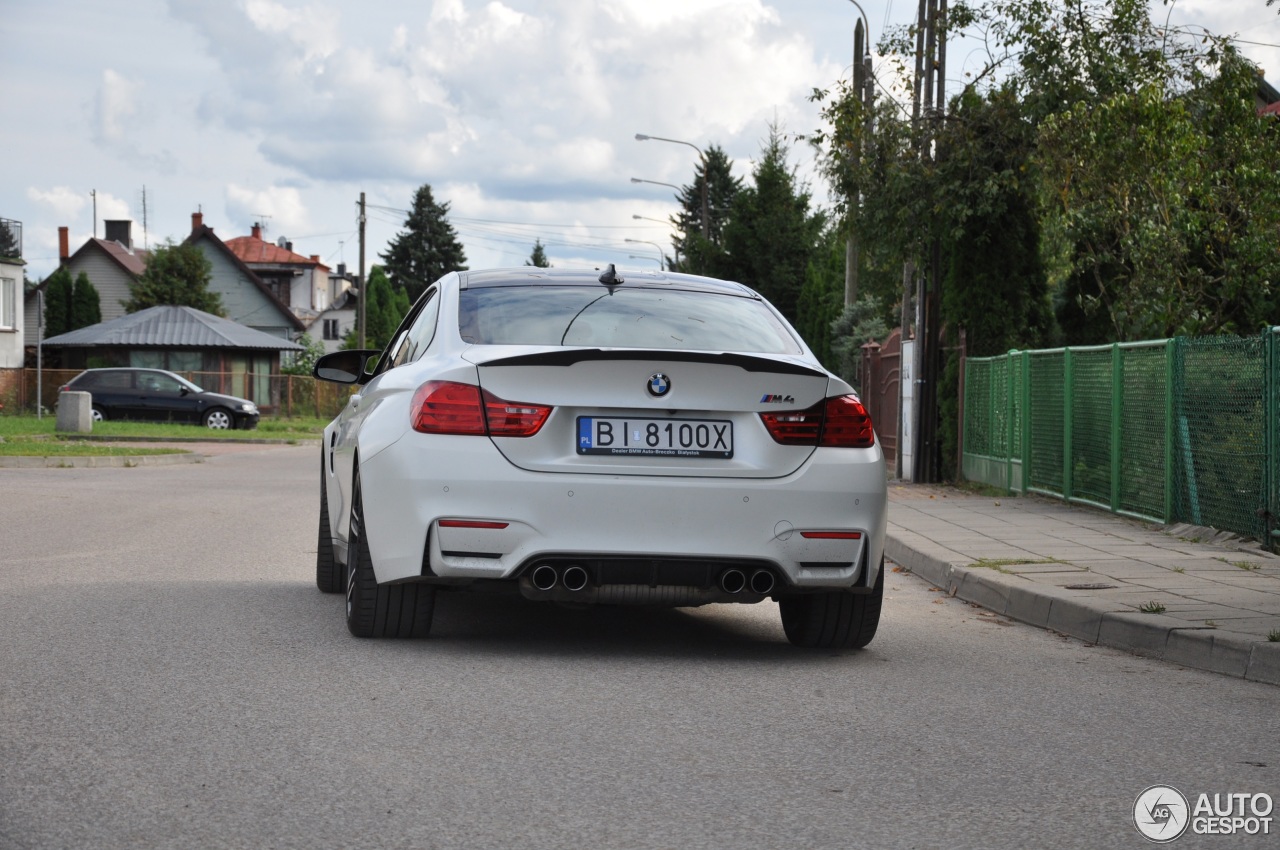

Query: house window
<box><xmin>323</xmin><ymin>318</ymin><xmax>340</xmax><ymax>340</ymax></box>
<box><xmin>0</xmin><ymin>278</ymin><xmax>14</xmax><ymax>330</ymax></box>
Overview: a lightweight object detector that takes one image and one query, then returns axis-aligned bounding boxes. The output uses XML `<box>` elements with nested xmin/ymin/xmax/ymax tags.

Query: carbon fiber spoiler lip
<box><xmin>470</xmin><ymin>348</ymin><xmax>827</xmax><ymax>377</ymax></box>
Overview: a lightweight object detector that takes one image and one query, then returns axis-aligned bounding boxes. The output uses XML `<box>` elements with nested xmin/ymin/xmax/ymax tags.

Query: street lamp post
<box><xmin>635</xmin><ymin>134</ymin><xmax>710</xmax><ymax>240</ymax></box>
<box><xmin>633</xmin><ymin>216</ymin><xmax>682</xmax><ymax>268</ymax></box>
<box><xmin>625</xmin><ymin>238</ymin><xmax>666</xmax><ymax>270</ymax></box>
<box><xmin>630</xmin><ymin>177</ymin><xmax>682</xmax><ymax>193</ymax></box>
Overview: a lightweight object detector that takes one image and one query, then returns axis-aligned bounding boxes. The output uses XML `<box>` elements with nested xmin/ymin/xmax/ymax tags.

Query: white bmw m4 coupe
<box><xmin>312</xmin><ymin>265</ymin><xmax>887</xmax><ymax>648</ymax></box>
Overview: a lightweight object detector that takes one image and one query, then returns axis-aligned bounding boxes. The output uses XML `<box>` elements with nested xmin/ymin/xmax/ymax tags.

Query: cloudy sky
<box><xmin>3</xmin><ymin>0</ymin><xmax>1277</xmax><ymax>282</ymax></box>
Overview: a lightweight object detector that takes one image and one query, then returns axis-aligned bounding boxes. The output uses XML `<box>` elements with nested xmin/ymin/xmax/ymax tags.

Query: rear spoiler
<box><xmin>473</xmin><ymin>348</ymin><xmax>826</xmax><ymax>377</ymax></box>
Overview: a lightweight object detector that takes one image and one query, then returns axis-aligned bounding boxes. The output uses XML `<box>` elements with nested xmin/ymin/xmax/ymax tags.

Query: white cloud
<box><xmin>27</xmin><ymin>187</ymin><xmax>89</xmax><ymax>221</ymax></box>
<box><xmin>96</xmin><ymin>192</ymin><xmax>133</xmax><ymax>223</ymax></box>
<box><xmin>95</xmin><ymin>69</ymin><xmax>140</xmax><ymax>143</ymax></box>
<box><xmin>225</xmin><ymin>184</ymin><xmax>311</xmax><ymax>235</ymax></box>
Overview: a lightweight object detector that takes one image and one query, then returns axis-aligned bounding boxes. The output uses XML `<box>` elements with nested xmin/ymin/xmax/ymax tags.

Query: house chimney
<box><xmin>192</xmin><ymin>211</ymin><xmax>204</xmax><ymax>233</ymax></box>
<box><xmin>58</xmin><ymin>227</ymin><xmax>69</xmax><ymax>263</ymax></box>
<box><xmin>310</xmin><ymin>254</ymin><xmax>320</xmax><ymax>264</ymax></box>
<box><xmin>104</xmin><ymin>219</ymin><xmax>132</xmax><ymax>249</ymax></box>
<box><xmin>337</xmin><ymin>262</ymin><xmax>346</xmax><ymax>277</ymax></box>
<box><xmin>252</xmin><ymin>223</ymin><xmax>262</xmax><ymax>240</ymax></box>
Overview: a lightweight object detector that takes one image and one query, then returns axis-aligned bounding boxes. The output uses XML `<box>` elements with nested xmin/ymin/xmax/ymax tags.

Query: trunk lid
<box><xmin>466</xmin><ymin>346</ymin><xmax>831</xmax><ymax>478</ymax></box>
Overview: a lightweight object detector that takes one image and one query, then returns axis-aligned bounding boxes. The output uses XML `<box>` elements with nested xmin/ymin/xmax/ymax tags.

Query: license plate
<box><xmin>577</xmin><ymin>417</ymin><xmax>733</xmax><ymax>458</ymax></box>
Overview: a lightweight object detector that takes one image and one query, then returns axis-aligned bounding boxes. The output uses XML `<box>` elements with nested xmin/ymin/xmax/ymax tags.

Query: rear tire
<box><xmin>316</xmin><ymin>453</ymin><xmax>343</xmax><ymax>593</ymax></box>
<box><xmin>91</xmin><ymin>405</ymin><xmax>106</xmax><ymax>422</ymax></box>
<box><xmin>346</xmin><ymin>467</ymin><xmax>435</xmax><ymax>638</ymax></box>
<box><xmin>779</xmin><ymin>558</ymin><xmax>883</xmax><ymax>649</ymax></box>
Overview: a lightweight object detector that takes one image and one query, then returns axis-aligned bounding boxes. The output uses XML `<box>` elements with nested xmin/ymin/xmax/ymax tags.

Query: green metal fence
<box><xmin>962</xmin><ymin>329</ymin><xmax>1280</xmax><ymax>549</ymax></box>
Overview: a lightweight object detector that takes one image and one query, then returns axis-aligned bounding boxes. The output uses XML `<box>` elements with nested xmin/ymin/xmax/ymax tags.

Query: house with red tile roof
<box><xmin>185</xmin><ymin>212</ymin><xmax>305</xmax><ymax>343</ymax></box>
<box><xmin>224</xmin><ymin>223</ymin><xmax>332</xmax><ymax>323</ymax></box>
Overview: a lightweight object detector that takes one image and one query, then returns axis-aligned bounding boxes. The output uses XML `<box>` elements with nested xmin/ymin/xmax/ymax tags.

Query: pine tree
<box><xmin>670</xmin><ymin>145</ymin><xmax>741</xmax><ymax>275</ymax></box>
<box><xmin>380</xmin><ymin>184</ymin><xmax>468</xmax><ymax>301</ymax></box>
<box><xmin>125</xmin><ymin>240</ymin><xmax>224</xmax><ymax>315</ymax></box>
<box><xmin>716</xmin><ymin>128</ymin><xmax>825</xmax><ymax>322</ymax></box>
<box><xmin>526</xmin><ymin>240</ymin><xmax>551</xmax><ymax>268</ymax></box>
<box><xmin>0</xmin><ymin>220</ymin><xmax>19</xmax><ymax>259</ymax></box>
<box><xmin>70</xmin><ymin>272</ymin><xmax>102</xmax><ymax>329</ymax></box>
<box><xmin>42</xmin><ymin>267</ymin><xmax>74</xmax><ymax>337</ymax></box>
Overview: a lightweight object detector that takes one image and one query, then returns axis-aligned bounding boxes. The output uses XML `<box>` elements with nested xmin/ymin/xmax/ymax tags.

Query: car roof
<box><xmin>456</xmin><ymin>267</ymin><xmax>758</xmax><ymax>297</ymax></box>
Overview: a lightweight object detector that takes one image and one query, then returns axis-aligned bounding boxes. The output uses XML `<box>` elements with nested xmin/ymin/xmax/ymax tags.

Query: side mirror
<box><xmin>179</xmin><ymin>387</ymin><xmax>190</xmax><ymax>396</ymax></box>
<box><xmin>314</xmin><ymin>349</ymin><xmax>381</xmax><ymax>384</ymax></box>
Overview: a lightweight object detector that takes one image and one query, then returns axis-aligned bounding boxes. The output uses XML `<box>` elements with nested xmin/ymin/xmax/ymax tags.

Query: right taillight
<box><xmin>760</xmin><ymin>395</ymin><xmax>874</xmax><ymax>448</ymax></box>
<box><xmin>410</xmin><ymin>381</ymin><xmax>551</xmax><ymax>437</ymax></box>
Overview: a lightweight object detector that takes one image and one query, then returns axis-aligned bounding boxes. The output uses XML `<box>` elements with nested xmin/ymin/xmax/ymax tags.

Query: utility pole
<box><xmin>908</xmin><ymin>0</ymin><xmax>947</xmax><ymax>483</ymax></box>
<box><xmin>844</xmin><ymin>18</ymin><xmax>866</xmax><ymax>307</ymax></box>
<box><xmin>358</xmin><ymin>192</ymin><xmax>367</xmax><ymax>350</ymax></box>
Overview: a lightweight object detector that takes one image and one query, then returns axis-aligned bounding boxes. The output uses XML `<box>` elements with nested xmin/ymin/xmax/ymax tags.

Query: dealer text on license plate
<box><xmin>577</xmin><ymin>417</ymin><xmax>733</xmax><ymax>458</ymax></box>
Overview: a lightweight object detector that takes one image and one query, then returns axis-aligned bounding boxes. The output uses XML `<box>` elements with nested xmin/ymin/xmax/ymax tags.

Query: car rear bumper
<box><xmin>356</xmin><ymin>433</ymin><xmax>887</xmax><ymax>593</ymax></box>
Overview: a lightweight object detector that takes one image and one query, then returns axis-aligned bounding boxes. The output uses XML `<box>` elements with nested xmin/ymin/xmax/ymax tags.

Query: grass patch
<box><xmin>0</xmin><ymin>415</ymin><xmax>325</xmax><ymax>441</ymax></box>
<box><xmin>969</xmin><ymin>558</ymin><xmax>1061</xmax><ymax>574</ymax></box>
<box><xmin>1173</xmin><ymin>567</ymin><xmax>1186</xmax><ymax>573</ymax></box>
<box><xmin>1216</xmin><ymin>557</ymin><xmax>1262</xmax><ymax>571</ymax></box>
<box><xmin>1268</xmin><ymin>630</ymin><xmax>1280</xmax><ymax>642</ymax></box>
<box><xmin>0</xmin><ymin>439</ymin><xmax>186</xmax><ymax>457</ymax></box>
<box><xmin>953</xmin><ymin>480</ymin><xmax>1013</xmax><ymax>499</ymax></box>
<box><xmin>1138</xmin><ymin>601</ymin><xmax>1167</xmax><ymax>614</ymax></box>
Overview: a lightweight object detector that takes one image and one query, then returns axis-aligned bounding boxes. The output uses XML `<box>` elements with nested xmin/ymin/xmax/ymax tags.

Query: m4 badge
<box><xmin>759</xmin><ymin>394</ymin><xmax>795</xmax><ymax>404</ymax></box>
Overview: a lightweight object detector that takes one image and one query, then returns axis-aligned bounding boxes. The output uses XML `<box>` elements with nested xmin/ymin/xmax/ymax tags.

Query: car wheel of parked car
<box><xmin>316</xmin><ymin>454</ymin><xmax>343</xmax><ymax>594</ymax></box>
<box><xmin>779</xmin><ymin>559</ymin><xmax>883</xmax><ymax>649</ymax></box>
<box><xmin>346</xmin><ymin>466</ymin><xmax>435</xmax><ymax>638</ymax></box>
<box><xmin>203</xmin><ymin>408</ymin><xmax>233</xmax><ymax>429</ymax></box>
<box><xmin>91</xmin><ymin>405</ymin><xmax>106</xmax><ymax>422</ymax></box>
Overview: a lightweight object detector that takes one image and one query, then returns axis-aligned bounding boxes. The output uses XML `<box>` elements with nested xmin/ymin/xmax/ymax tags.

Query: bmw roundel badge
<box><xmin>647</xmin><ymin>373</ymin><xmax>671</xmax><ymax>397</ymax></box>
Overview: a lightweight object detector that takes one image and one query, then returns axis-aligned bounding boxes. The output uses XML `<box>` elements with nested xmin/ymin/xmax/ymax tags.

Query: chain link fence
<box><xmin>963</xmin><ymin>330</ymin><xmax>1280</xmax><ymax>550</ymax></box>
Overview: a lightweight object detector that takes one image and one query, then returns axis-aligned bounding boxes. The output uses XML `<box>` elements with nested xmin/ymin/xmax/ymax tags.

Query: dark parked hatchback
<box><xmin>60</xmin><ymin>368</ymin><xmax>260</xmax><ymax>429</ymax></box>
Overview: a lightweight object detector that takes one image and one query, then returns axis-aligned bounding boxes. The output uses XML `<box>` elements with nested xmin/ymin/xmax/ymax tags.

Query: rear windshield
<box><xmin>458</xmin><ymin>286</ymin><xmax>802</xmax><ymax>354</ymax></box>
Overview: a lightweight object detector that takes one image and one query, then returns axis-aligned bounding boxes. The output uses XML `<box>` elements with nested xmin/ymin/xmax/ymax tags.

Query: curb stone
<box><xmin>885</xmin><ymin>532</ymin><xmax>1280</xmax><ymax>687</ymax></box>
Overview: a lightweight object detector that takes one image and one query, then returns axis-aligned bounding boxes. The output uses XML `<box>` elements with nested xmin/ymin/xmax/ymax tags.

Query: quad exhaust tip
<box><xmin>562</xmin><ymin>565</ymin><xmax>589</xmax><ymax>592</ymax></box>
<box><xmin>749</xmin><ymin>569</ymin><xmax>775</xmax><ymax>595</ymax></box>
<box><xmin>719</xmin><ymin>568</ymin><xmax>746</xmax><ymax>594</ymax></box>
<box><xmin>531</xmin><ymin>564</ymin><xmax>558</xmax><ymax>591</ymax></box>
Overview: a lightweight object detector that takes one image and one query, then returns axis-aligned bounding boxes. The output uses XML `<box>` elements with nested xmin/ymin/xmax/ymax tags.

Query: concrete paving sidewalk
<box><xmin>885</xmin><ymin>483</ymin><xmax>1280</xmax><ymax>686</ymax></box>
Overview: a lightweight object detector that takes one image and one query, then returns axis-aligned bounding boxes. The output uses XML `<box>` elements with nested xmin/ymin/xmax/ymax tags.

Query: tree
<box><xmin>70</xmin><ymin>272</ymin><xmax>101</xmax><ymax>330</ymax></box>
<box><xmin>715</xmin><ymin>127</ymin><xmax>825</xmax><ymax>323</ymax></box>
<box><xmin>526</xmin><ymin>240</ymin><xmax>551</xmax><ymax>268</ymax></box>
<box><xmin>42</xmin><ymin>267</ymin><xmax>74</xmax><ymax>337</ymax></box>
<box><xmin>0</xmin><ymin>220</ymin><xmax>18</xmax><ymax>259</ymax></box>
<box><xmin>125</xmin><ymin>240</ymin><xmax>224</xmax><ymax>315</ymax></box>
<box><xmin>795</xmin><ymin>227</ymin><xmax>847</xmax><ymax>366</ymax></box>
<box><xmin>341</xmin><ymin>266</ymin><xmax>409</xmax><ymax>351</ymax></box>
<box><xmin>281</xmin><ymin>333</ymin><xmax>326</xmax><ymax>376</ymax></box>
<box><xmin>670</xmin><ymin>145</ymin><xmax>742</xmax><ymax>275</ymax></box>
<box><xmin>380</xmin><ymin>184</ymin><xmax>468</xmax><ymax>301</ymax></box>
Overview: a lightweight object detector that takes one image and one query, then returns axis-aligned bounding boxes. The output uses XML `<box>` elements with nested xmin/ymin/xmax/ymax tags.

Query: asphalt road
<box><xmin>2</xmin><ymin>446</ymin><xmax>1277</xmax><ymax>850</ymax></box>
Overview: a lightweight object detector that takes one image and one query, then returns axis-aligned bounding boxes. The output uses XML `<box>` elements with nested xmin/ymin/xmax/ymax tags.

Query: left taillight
<box><xmin>760</xmin><ymin>395</ymin><xmax>875</xmax><ymax>448</ymax></box>
<box><xmin>410</xmin><ymin>381</ymin><xmax>551</xmax><ymax>437</ymax></box>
